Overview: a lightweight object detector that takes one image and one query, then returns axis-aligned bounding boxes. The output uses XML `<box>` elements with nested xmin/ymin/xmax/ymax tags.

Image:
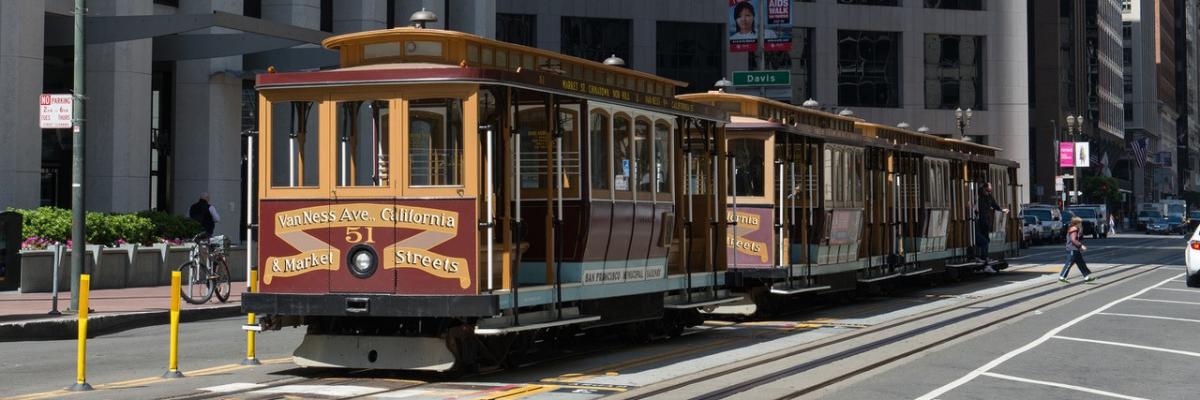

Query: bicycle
<box><xmin>178</xmin><ymin>233</ymin><xmax>232</xmax><ymax>305</ymax></box>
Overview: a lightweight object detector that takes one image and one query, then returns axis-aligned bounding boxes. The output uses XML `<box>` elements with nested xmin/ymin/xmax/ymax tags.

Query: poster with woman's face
<box><xmin>729</xmin><ymin>0</ymin><xmax>791</xmax><ymax>53</ymax></box>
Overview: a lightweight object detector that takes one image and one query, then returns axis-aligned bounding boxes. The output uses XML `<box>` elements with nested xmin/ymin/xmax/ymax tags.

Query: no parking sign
<box><xmin>39</xmin><ymin>94</ymin><xmax>73</xmax><ymax>129</ymax></box>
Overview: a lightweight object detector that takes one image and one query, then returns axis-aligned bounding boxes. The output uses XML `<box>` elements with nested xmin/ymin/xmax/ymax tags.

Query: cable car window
<box><xmin>654</xmin><ymin>122</ymin><xmax>671</xmax><ymax>194</ymax></box>
<box><xmin>336</xmin><ymin>100</ymin><xmax>390</xmax><ymax>187</ymax></box>
<box><xmin>613</xmin><ymin>115</ymin><xmax>632</xmax><ymax>192</ymax></box>
<box><xmin>729</xmin><ymin>138</ymin><xmax>765</xmax><ymax>197</ymax></box>
<box><xmin>270</xmin><ymin>100</ymin><xmax>320</xmax><ymax>187</ymax></box>
<box><xmin>635</xmin><ymin>119</ymin><xmax>652</xmax><ymax>193</ymax></box>
<box><xmin>516</xmin><ymin>104</ymin><xmax>580</xmax><ymax>193</ymax></box>
<box><xmin>408</xmin><ymin>98</ymin><xmax>463</xmax><ymax>186</ymax></box>
<box><xmin>590</xmin><ymin>111</ymin><xmax>610</xmax><ymax>190</ymax></box>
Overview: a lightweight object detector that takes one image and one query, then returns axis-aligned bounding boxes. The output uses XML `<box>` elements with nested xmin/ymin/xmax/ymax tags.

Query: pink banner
<box><xmin>1059</xmin><ymin>142</ymin><xmax>1075</xmax><ymax>168</ymax></box>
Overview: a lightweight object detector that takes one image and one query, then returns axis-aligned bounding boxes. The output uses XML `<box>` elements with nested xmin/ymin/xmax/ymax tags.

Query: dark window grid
<box><xmin>561</xmin><ymin>17</ymin><xmax>632</xmax><ymax>67</ymax></box>
<box><xmin>497</xmin><ymin>13</ymin><xmax>537</xmax><ymax>47</ymax></box>
<box><xmin>923</xmin><ymin>0</ymin><xmax>984</xmax><ymax>10</ymax></box>
<box><xmin>838</xmin><ymin>30</ymin><xmax>900</xmax><ymax>108</ymax></box>
<box><xmin>656</xmin><ymin>21</ymin><xmax>723</xmax><ymax>94</ymax></box>
<box><xmin>923</xmin><ymin>34</ymin><xmax>983</xmax><ymax>110</ymax></box>
<box><xmin>837</xmin><ymin>0</ymin><xmax>899</xmax><ymax>6</ymax></box>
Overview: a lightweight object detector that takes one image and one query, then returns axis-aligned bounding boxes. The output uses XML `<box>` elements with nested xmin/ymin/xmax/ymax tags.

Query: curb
<box><xmin>0</xmin><ymin>305</ymin><xmax>243</xmax><ymax>342</ymax></box>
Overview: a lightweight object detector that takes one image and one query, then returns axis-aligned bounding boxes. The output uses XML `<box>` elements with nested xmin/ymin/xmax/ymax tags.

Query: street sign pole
<box><xmin>69</xmin><ymin>0</ymin><xmax>87</xmax><ymax>312</ymax></box>
<box><xmin>756</xmin><ymin>0</ymin><xmax>765</xmax><ymax>97</ymax></box>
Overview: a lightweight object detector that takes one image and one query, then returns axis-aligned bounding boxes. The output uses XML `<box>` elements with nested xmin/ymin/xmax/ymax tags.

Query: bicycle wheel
<box><xmin>213</xmin><ymin>258</ymin><xmax>232</xmax><ymax>303</ymax></box>
<box><xmin>178</xmin><ymin>261</ymin><xmax>213</xmax><ymax>305</ymax></box>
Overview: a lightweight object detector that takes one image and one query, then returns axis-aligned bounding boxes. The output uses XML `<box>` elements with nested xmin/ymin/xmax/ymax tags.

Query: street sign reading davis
<box><xmin>39</xmin><ymin>94</ymin><xmax>73</xmax><ymax>129</ymax></box>
<box><xmin>732</xmin><ymin>70</ymin><xmax>790</xmax><ymax>86</ymax></box>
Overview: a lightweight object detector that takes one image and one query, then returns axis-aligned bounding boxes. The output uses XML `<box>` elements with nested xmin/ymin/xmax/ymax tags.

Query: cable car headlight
<box><xmin>347</xmin><ymin>245</ymin><xmax>378</xmax><ymax>278</ymax></box>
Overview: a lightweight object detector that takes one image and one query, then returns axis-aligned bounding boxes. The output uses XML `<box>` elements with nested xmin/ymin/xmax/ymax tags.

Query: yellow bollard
<box><xmin>70</xmin><ymin>274</ymin><xmax>92</xmax><ymax>391</ymax></box>
<box><xmin>163</xmin><ymin>271</ymin><xmax>184</xmax><ymax>378</ymax></box>
<box><xmin>242</xmin><ymin>269</ymin><xmax>261</xmax><ymax>365</ymax></box>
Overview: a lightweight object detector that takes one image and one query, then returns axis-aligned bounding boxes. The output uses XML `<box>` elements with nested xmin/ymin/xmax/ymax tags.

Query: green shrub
<box><xmin>9</xmin><ymin>207</ymin><xmax>72</xmax><ymax>243</ymax></box>
<box><xmin>135</xmin><ymin>210</ymin><xmax>202</xmax><ymax>241</ymax></box>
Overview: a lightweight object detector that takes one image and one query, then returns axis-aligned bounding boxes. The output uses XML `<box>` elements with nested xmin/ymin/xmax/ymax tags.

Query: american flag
<box><xmin>1131</xmin><ymin>137</ymin><xmax>1149</xmax><ymax>168</ymax></box>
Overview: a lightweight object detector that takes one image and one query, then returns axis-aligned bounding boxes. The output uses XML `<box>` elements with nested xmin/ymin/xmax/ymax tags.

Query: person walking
<box><xmin>1107</xmin><ymin>213</ymin><xmax>1117</xmax><ymax>237</ymax></box>
<box><xmin>189</xmin><ymin>192</ymin><xmax>220</xmax><ymax>238</ymax></box>
<box><xmin>975</xmin><ymin>182</ymin><xmax>1009</xmax><ymax>272</ymax></box>
<box><xmin>1059</xmin><ymin>216</ymin><xmax>1094</xmax><ymax>283</ymax></box>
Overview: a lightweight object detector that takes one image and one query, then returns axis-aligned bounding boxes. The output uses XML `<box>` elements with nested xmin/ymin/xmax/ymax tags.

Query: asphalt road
<box><xmin>1</xmin><ymin>233</ymin><xmax>1188</xmax><ymax>400</ymax></box>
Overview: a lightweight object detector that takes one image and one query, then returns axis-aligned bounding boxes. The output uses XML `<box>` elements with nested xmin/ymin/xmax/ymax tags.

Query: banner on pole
<box><xmin>729</xmin><ymin>0</ymin><xmax>758</xmax><ymax>52</ymax></box>
<box><xmin>1059</xmin><ymin>142</ymin><xmax>1075</xmax><ymax>168</ymax></box>
<box><xmin>764</xmin><ymin>0</ymin><xmax>792</xmax><ymax>52</ymax></box>
<box><xmin>1074</xmin><ymin>142</ymin><xmax>1090</xmax><ymax>168</ymax></box>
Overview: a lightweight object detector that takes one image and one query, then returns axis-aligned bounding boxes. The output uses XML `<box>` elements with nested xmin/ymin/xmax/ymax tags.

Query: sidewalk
<box><xmin>0</xmin><ymin>283</ymin><xmax>246</xmax><ymax>342</ymax></box>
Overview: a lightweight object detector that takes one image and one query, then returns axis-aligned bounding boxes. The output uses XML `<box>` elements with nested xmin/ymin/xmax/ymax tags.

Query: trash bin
<box><xmin>0</xmin><ymin>211</ymin><xmax>22</xmax><ymax>290</ymax></box>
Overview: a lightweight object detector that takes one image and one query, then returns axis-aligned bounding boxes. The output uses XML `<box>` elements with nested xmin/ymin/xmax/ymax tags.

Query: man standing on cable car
<box><xmin>976</xmin><ymin>183</ymin><xmax>1008</xmax><ymax>272</ymax></box>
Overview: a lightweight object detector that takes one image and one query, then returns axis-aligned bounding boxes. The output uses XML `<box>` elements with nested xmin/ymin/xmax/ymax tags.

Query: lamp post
<box><xmin>1066</xmin><ymin>114</ymin><xmax>1083</xmax><ymax>205</ymax></box>
<box><xmin>954</xmin><ymin>107</ymin><xmax>973</xmax><ymax>139</ymax></box>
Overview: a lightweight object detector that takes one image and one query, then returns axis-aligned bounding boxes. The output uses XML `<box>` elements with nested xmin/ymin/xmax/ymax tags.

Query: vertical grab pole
<box><xmin>553</xmin><ymin>98</ymin><xmax>564</xmax><ymax>320</ymax></box>
<box><xmin>70</xmin><ymin>274</ymin><xmax>92</xmax><ymax>391</ymax></box>
<box><xmin>776</xmin><ymin>157</ymin><xmax>784</xmax><ymax>282</ymax></box>
<box><xmin>806</xmin><ymin>159</ymin><xmax>814</xmax><ymax>280</ymax></box>
<box><xmin>243</xmin><ymin>127</ymin><xmax>260</xmax><ymax>366</ymax></box>
<box><xmin>788</xmin><ymin>147</ymin><xmax>796</xmax><ymax>288</ymax></box>
<box><xmin>511</xmin><ymin>89</ymin><xmax>522</xmax><ymax>325</ymax></box>
<box><xmin>486</xmin><ymin>127</ymin><xmax>495</xmax><ymax>291</ymax></box>
<box><xmin>730</xmin><ymin>155</ymin><xmax>738</xmax><ymax>271</ymax></box>
<box><xmin>339</xmin><ymin>106</ymin><xmax>348</xmax><ymax>186</ymax></box>
<box><xmin>164</xmin><ymin>271</ymin><xmax>184</xmax><ymax>378</ymax></box>
<box><xmin>683</xmin><ymin>120</ymin><xmax>694</xmax><ymax>302</ymax></box>
<box><xmin>709</xmin><ymin>123</ymin><xmax>720</xmax><ymax>297</ymax></box>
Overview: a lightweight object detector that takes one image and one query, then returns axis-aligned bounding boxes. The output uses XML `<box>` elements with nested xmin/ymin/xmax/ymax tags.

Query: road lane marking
<box><xmin>542</xmin><ymin>337</ymin><xmax>742</xmax><ymax>383</ymax></box>
<box><xmin>474</xmin><ymin>384</ymin><xmax>559</xmax><ymax>400</ymax></box>
<box><xmin>199</xmin><ymin>382</ymin><xmax>267</xmax><ymax>393</ymax></box>
<box><xmin>1052</xmin><ymin>336</ymin><xmax>1200</xmax><ymax>358</ymax></box>
<box><xmin>1152</xmin><ymin>287</ymin><xmax>1199</xmax><ymax>293</ymax></box>
<box><xmin>915</xmin><ymin>272</ymin><xmax>1183</xmax><ymax>400</ymax></box>
<box><xmin>2</xmin><ymin>356</ymin><xmax>293</xmax><ymax>400</ymax></box>
<box><xmin>980</xmin><ymin>372</ymin><xmax>1148</xmax><ymax>400</ymax></box>
<box><xmin>1098</xmin><ymin>312</ymin><xmax>1200</xmax><ymax>324</ymax></box>
<box><xmin>255</xmin><ymin>384</ymin><xmax>386</xmax><ymax>397</ymax></box>
<box><xmin>1129</xmin><ymin>298</ymin><xmax>1200</xmax><ymax>306</ymax></box>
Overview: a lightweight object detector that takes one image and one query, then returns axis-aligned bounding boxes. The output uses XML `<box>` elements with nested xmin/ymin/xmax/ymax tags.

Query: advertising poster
<box><xmin>1074</xmin><ymin>142</ymin><xmax>1090</xmax><ymax>168</ymax></box>
<box><xmin>1059</xmin><ymin>142</ymin><xmax>1075</xmax><ymax>168</ymax></box>
<box><xmin>764</xmin><ymin>0</ymin><xmax>792</xmax><ymax>52</ymax></box>
<box><xmin>728</xmin><ymin>0</ymin><xmax>792</xmax><ymax>53</ymax></box>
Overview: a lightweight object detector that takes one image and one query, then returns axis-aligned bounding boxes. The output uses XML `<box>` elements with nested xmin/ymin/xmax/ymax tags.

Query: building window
<box><xmin>924</xmin><ymin>0</ymin><xmax>983</xmax><ymax>10</ymax></box>
<box><xmin>1124</xmin><ymin>103</ymin><xmax>1133</xmax><ymax>121</ymax></box>
<box><xmin>320</xmin><ymin>0</ymin><xmax>332</xmax><ymax>33</ymax></box>
<box><xmin>656</xmin><ymin>21</ymin><xmax>723</xmax><ymax>94</ymax></box>
<box><xmin>838</xmin><ymin>30</ymin><xmax>900</xmax><ymax>108</ymax></box>
<box><xmin>497</xmin><ymin>14</ymin><xmax>537</xmax><ymax>47</ymax></box>
<box><xmin>561</xmin><ymin>17</ymin><xmax>632</xmax><ymax>66</ymax></box>
<box><xmin>153</xmin><ymin>0</ymin><xmax>179</xmax><ymax>7</ymax></box>
<box><xmin>924</xmin><ymin>34</ymin><xmax>984</xmax><ymax>110</ymax></box>
<box><xmin>837</xmin><ymin>0</ymin><xmax>899</xmax><ymax>6</ymax></box>
<box><xmin>244</xmin><ymin>0</ymin><xmax>261</xmax><ymax>18</ymax></box>
<box><xmin>791</xmin><ymin>28</ymin><xmax>815</xmax><ymax>104</ymax></box>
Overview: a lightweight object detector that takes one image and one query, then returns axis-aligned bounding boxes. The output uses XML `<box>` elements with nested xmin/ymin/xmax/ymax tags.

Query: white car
<box><xmin>1186</xmin><ymin>225</ymin><xmax>1200</xmax><ymax>287</ymax></box>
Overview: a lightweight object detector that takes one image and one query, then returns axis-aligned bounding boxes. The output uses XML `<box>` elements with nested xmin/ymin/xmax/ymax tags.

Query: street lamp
<box><xmin>1065</xmin><ymin>114</ymin><xmax>1084</xmax><ymax>203</ymax></box>
<box><xmin>954</xmin><ymin>107</ymin><xmax>973</xmax><ymax>139</ymax></box>
<box><xmin>714</xmin><ymin>77</ymin><xmax>732</xmax><ymax>93</ymax></box>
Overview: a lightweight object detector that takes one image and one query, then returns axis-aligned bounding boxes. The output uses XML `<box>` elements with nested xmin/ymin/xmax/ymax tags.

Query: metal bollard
<box><xmin>70</xmin><ymin>274</ymin><xmax>92</xmax><ymax>391</ymax></box>
<box><xmin>163</xmin><ymin>271</ymin><xmax>184</xmax><ymax>378</ymax></box>
<box><xmin>241</xmin><ymin>269</ymin><xmax>261</xmax><ymax>365</ymax></box>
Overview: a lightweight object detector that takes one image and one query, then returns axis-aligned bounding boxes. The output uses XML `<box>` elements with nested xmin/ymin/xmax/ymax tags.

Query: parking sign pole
<box><xmin>69</xmin><ymin>0</ymin><xmax>87</xmax><ymax>312</ymax></box>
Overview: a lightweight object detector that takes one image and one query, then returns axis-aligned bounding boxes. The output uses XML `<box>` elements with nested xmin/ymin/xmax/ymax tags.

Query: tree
<box><xmin>1081</xmin><ymin>175</ymin><xmax>1121</xmax><ymax>210</ymax></box>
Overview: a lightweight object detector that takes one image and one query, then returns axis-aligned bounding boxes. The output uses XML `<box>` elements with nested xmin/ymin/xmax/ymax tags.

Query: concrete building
<box><xmin>1029</xmin><ymin>0</ymin><xmax>1126</xmax><ymax>207</ymax></box>
<box><xmin>1124</xmin><ymin>0</ymin><xmax>1180</xmax><ymax>204</ymax></box>
<box><xmin>1175</xmin><ymin>0</ymin><xmax>1200</xmax><ymax>195</ymax></box>
<box><xmin>753</xmin><ymin>0</ymin><xmax>1030</xmax><ymax>204</ymax></box>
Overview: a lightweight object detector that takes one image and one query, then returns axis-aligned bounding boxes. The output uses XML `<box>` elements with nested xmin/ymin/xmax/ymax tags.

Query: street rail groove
<box><xmin>612</xmin><ymin>258</ymin><xmax>1173</xmax><ymax>400</ymax></box>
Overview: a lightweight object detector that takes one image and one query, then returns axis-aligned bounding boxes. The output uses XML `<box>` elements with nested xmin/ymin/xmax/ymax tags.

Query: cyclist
<box><xmin>189</xmin><ymin>192</ymin><xmax>220</xmax><ymax>237</ymax></box>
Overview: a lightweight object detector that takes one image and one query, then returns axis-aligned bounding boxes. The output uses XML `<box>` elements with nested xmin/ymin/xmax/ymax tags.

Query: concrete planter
<box><xmin>18</xmin><ymin>246</ymin><xmax>95</xmax><ymax>293</ymax></box>
<box><xmin>161</xmin><ymin>245</ymin><xmax>193</xmax><ymax>285</ymax></box>
<box><xmin>226</xmin><ymin>246</ymin><xmax>248</xmax><ymax>282</ymax></box>
<box><xmin>94</xmin><ymin>247</ymin><xmax>130</xmax><ymax>290</ymax></box>
<box><xmin>126</xmin><ymin>245</ymin><xmax>162</xmax><ymax>288</ymax></box>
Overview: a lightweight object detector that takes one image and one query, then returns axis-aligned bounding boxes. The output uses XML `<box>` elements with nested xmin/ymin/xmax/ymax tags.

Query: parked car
<box><xmin>1067</xmin><ymin>206</ymin><xmax>1107</xmax><ymax>239</ymax></box>
<box><xmin>1147</xmin><ymin>216</ymin><xmax>1186</xmax><ymax>235</ymax></box>
<box><xmin>1137</xmin><ymin>210</ymin><xmax>1163</xmax><ymax>231</ymax></box>
<box><xmin>1188</xmin><ymin>211</ymin><xmax>1200</xmax><ymax>233</ymax></box>
<box><xmin>1022</xmin><ymin>215</ymin><xmax>1045</xmax><ymax>247</ymax></box>
<box><xmin>1185</xmin><ymin>225</ymin><xmax>1200</xmax><ymax>287</ymax></box>
<box><xmin>1020</xmin><ymin>206</ymin><xmax>1063</xmax><ymax>242</ymax></box>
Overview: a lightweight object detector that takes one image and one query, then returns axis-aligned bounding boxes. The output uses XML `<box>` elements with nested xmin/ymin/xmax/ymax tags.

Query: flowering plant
<box><xmin>20</xmin><ymin>236</ymin><xmax>56</xmax><ymax>250</ymax></box>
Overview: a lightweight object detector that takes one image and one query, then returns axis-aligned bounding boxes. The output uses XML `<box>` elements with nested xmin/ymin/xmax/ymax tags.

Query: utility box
<box><xmin>0</xmin><ymin>211</ymin><xmax>21</xmax><ymax>291</ymax></box>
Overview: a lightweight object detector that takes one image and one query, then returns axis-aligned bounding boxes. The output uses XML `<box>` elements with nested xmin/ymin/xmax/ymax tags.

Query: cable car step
<box><xmin>857</xmin><ymin>273</ymin><xmax>901</xmax><ymax>283</ymax></box>
<box><xmin>769</xmin><ymin>283</ymin><xmax>831</xmax><ymax>295</ymax></box>
<box><xmin>664</xmin><ymin>292</ymin><xmax>744</xmax><ymax>309</ymax></box>
<box><xmin>901</xmin><ymin>268</ymin><xmax>933</xmax><ymax>277</ymax></box>
<box><xmin>474</xmin><ymin>307</ymin><xmax>600</xmax><ymax>335</ymax></box>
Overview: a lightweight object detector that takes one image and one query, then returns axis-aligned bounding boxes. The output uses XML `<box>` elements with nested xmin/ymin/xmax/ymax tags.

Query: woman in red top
<box><xmin>1059</xmin><ymin>217</ymin><xmax>1095</xmax><ymax>283</ymax></box>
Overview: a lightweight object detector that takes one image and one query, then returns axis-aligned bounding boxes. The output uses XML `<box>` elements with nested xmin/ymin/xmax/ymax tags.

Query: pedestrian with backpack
<box><xmin>189</xmin><ymin>192</ymin><xmax>220</xmax><ymax>238</ymax></box>
<box><xmin>1059</xmin><ymin>216</ymin><xmax>1094</xmax><ymax>283</ymax></box>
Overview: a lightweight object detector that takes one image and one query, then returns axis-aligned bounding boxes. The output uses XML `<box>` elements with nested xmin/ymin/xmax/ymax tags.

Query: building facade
<box><xmin>1029</xmin><ymin>0</ymin><xmax>1125</xmax><ymax>206</ymax></box>
<box><xmin>752</xmin><ymin>0</ymin><xmax>1030</xmax><ymax>204</ymax></box>
<box><xmin>1124</xmin><ymin>0</ymin><xmax>1180</xmax><ymax>205</ymax></box>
